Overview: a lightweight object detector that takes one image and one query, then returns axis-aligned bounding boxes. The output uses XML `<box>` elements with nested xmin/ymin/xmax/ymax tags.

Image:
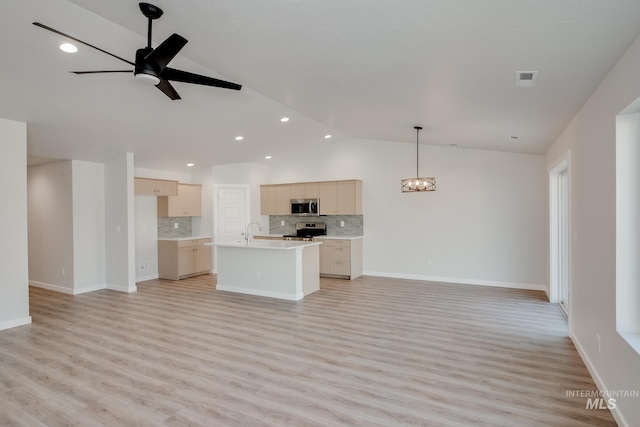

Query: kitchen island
<box><xmin>212</xmin><ymin>240</ymin><xmax>322</xmax><ymax>301</ymax></box>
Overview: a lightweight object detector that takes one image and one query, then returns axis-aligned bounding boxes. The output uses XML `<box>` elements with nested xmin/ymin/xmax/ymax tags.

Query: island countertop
<box><xmin>210</xmin><ymin>240</ymin><xmax>322</xmax><ymax>250</ymax></box>
<box><xmin>158</xmin><ymin>236</ymin><xmax>212</xmax><ymax>241</ymax></box>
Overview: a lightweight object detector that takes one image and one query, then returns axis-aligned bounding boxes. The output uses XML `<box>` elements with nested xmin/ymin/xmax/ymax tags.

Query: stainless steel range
<box><xmin>283</xmin><ymin>222</ymin><xmax>327</xmax><ymax>241</ymax></box>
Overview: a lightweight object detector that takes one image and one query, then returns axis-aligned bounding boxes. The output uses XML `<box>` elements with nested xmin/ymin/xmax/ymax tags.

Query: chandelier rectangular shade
<box><xmin>401</xmin><ymin>177</ymin><xmax>436</xmax><ymax>192</ymax></box>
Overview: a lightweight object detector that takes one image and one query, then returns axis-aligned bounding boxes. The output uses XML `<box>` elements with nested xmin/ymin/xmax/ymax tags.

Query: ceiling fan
<box><xmin>33</xmin><ymin>2</ymin><xmax>242</xmax><ymax>100</ymax></box>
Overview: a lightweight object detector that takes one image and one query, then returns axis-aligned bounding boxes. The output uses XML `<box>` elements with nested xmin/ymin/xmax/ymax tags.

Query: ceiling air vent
<box><xmin>515</xmin><ymin>71</ymin><xmax>538</xmax><ymax>88</ymax></box>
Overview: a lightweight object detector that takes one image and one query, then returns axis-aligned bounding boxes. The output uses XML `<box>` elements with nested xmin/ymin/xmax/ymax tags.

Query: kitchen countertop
<box><xmin>157</xmin><ymin>236</ymin><xmax>212</xmax><ymax>241</ymax></box>
<box><xmin>254</xmin><ymin>234</ymin><xmax>363</xmax><ymax>240</ymax></box>
<box><xmin>314</xmin><ymin>235</ymin><xmax>363</xmax><ymax>240</ymax></box>
<box><xmin>211</xmin><ymin>240</ymin><xmax>322</xmax><ymax>250</ymax></box>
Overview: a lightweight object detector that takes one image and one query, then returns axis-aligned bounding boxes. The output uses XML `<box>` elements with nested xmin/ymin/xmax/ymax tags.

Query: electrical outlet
<box><xmin>255</xmin><ymin>271</ymin><xmax>261</xmax><ymax>278</ymax></box>
<box><xmin>427</xmin><ymin>259</ymin><xmax>432</xmax><ymax>267</ymax></box>
<box><xmin>340</xmin><ymin>221</ymin><xmax>345</xmax><ymax>227</ymax></box>
<box><xmin>281</xmin><ymin>220</ymin><xmax>285</xmax><ymax>226</ymax></box>
<box><xmin>174</xmin><ymin>223</ymin><xmax>179</xmax><ymax>229</ymax></box>
<box><xmin>596</xmin><ymin>333</ymin><xmax>601</xmax><ymax>352</ymax></box>
<box><xmin>60</xmin><ymin>268</ymin><xmax>65</xmax><ymax>277</ymax></box>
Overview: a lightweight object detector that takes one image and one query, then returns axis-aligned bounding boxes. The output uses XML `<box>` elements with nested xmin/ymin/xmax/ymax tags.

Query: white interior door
<box><xmin>215</xmin><ymin>187</ymin><xmax>248</xmax><ymax>242</ymax></box>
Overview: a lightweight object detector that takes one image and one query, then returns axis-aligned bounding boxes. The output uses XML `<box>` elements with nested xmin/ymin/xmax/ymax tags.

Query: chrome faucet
<box><xmin>244</xmin><ymin>222</ymin><xmax>263</xmax><ymax>245</ymax></box>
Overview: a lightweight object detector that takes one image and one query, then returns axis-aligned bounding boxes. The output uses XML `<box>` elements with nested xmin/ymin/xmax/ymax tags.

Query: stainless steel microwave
<box><xmin>291</xmin><ymin>199</ymin><xmax>319</xmax><ymax>216</ymax></box>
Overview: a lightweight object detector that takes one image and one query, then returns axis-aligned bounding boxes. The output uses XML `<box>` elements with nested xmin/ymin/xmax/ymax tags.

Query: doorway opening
<box><xmin>549</xmin><ymin>152</ymin><xmax>571</xmax><ymax>318</ymax></box>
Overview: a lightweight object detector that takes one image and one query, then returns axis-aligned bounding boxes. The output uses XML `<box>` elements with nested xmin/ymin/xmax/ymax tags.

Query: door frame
<box><xmin>548</xmin><ymin>151</ymin><xmax>571</xmax><ymax>317</ymax></box>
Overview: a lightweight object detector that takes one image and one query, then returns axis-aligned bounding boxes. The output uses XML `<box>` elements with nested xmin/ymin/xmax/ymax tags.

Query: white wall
<box><xmin>544</xmin><ymin>32</ymin><xmax>640</xmax><ymax>426</ymax></box>
<box><xmin>0</xmin><ymin>118</ymin><xmax>30</xmax><ymax>330</ymax></box>
<box><xmin>267</xmin><ymin>139</ymin><xmax>547</xmax><ymax>289</ymax></box>
<box><xmin>72</xmin><ymin>161</ymin><xmax>106</xmax><ymax>293</ymax></box>
<box><xmin>105</xmin><ymin>153</ymin><xmax>136</xmax><ymax>292</ymax></box>
<box><xmin>27</xmin><ymin>161</ymin><xmax>75</xmax><ymax>293</ymax></box>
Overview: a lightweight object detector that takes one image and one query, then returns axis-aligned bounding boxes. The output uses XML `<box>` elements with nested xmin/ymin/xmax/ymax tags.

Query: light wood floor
<box><xmin>1</xmin><ymin>275</ymin><xmax>615</xmax><ymax>426</ymax></box>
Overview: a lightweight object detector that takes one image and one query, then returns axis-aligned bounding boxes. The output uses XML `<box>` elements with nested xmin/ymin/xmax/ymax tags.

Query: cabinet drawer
<box><xmin>319</xmin><ymin>239</ymin><xmax>351</xmax><ymax>248</ymax></box>
<box><xmin>178</xmin><ymin>238</ymin><xmax>212</xmax><ymax>248</ymax></box>
<box><xmin>331</xmin><ymin>261</ymin><xmax>351</xmax><ymax>276</ymax></box>
<box><xmin>330</xmin><ymin>246</ymin><xmax>350</xmax><ymax>261</ymax></box>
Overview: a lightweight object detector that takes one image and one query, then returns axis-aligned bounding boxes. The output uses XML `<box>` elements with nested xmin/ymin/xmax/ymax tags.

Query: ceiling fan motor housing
<box><xmin>134</xmin><ymin>47</ymin><xmax>160</xmax><ymax>85</ymax></box>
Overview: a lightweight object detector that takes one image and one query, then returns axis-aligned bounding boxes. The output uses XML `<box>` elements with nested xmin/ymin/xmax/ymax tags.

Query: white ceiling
<box><xmin>2</xmin><ymin>0</ymin><xmax>640</xmax><ymax>173</ymax></box>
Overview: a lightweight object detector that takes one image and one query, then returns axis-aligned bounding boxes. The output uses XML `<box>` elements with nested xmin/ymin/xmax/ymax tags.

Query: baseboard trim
<box><xmin>363</xmin><ymin>271</ymin><xmax>546</xmax><ymax>291</ymax></box>
<box><xmin>570</xmin><ymin>332</ymin><xmax>629</xmax><ymax>427</ymax></box>
<box><xmin>0</xmin><ymin>316</ymin><xmax>32</xmax><ymax>331</ymax></box>
<box><xmin>30</xmin><ymin>281</ymin><xmax>106</xmax><ymax>295</ymax></box>
<box><xmin>216</xmin><ymin>284</ymin><xmax>302</xmax><ymax>301</ymax></box>
<box><xmin>106</xmin><ymin>283</ymin><xmax>137</xmax><ymax>293</ymax></box>
<box><xmin>136</xmin><ymin>273</ymin><xmax>159</xmax><ymax>283</ymax></box>
<box><xmin>29</xmin><ymin>280</ymin><xmax>74</xmax><ymax>294</ymax></box>
<box><xmin>74</xmin><ymin>284</ymin><xmax>107</xmax><ymax>294</ymax></box>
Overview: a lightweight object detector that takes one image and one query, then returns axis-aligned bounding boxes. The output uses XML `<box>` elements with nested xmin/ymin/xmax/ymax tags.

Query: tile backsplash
<box><xmin>158</xmin><ymin>217</ymin><xmax>192</xmax><ymax>238</ymax></box>
<box><xmin>269</xmin><ymin>215</ymin><xmax>363</xmax><ymax>237</ymax></box>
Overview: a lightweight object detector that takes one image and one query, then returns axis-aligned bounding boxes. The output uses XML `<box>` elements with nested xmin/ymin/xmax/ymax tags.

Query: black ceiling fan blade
<box><xmin>145</xmin><ymin>33</ymin><xmax>187</xmax><ymax>72</ymax></box>
<box><xmin>71</xmin><ymin>70</ymin><xmax>132</xmax><ymax>74</ymax></box>
<box><xmin>156</xmin><ymin>79</ymin><xmax>181</xmax><ymax>100</ymax></box>
<box><xmin>162</xmin><ymin>67</ymin><xmax>242</xmax><ymax>90</ymax></box>
<box><xmin>33</xmin><ymin>22</ymin><xmax>135</xmax><ymax>67</ymax></box>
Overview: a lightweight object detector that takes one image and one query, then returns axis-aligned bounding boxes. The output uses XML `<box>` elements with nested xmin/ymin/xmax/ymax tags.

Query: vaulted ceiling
<box><xmin>2</xmin><ymin>0</ymin><xmax>640</xmax><ymax>172</ymax></box>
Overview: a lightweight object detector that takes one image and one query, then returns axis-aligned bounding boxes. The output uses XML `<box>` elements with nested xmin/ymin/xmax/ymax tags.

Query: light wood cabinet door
<box><xmin>260</xmin><ymin>185</ymin><xmax>276</xmax><ymax>215</ymax></box>
<box><xmin>275</xmin><ymin>185</ymin><xmax>291</xmax><ymax>215</ymax></box>
<box><xmin>290</xmin><ymin>182</ymin><xmax>320</xmax><ymax>199</ymax></box>
<box><xmin>185</xmin><ymin>184</ymin><xmax>202</xmax><ymax>216</ymax></box>
<box><xmin>155</xmin><ymin>179</ymin><xmax>178</xmax><ymax>196</ymax></box>
<box><xmin>194</xmin><ymin>245</ymin><xmax>211</xmax><ymax>273</ymax></box>
<box><xmin>319</xmin><ymin>244</ymin><xmax>332</xmax><ymax>274</ymax></box>
<box><xmin>134</xmin><ymin>178</ymin><xmax>178</xmax><ymax>196</ymax></box>
<box><xmin>178</xmin><ymin>246</ymin><xmax>194</xmax><ymax>276</ymax></box>
<box><xmin>134</xmin><ymin>178</ymin><xmax>157</xmax><ymax>195</ymax></box>
<box><xmin>261</xmin><ymin>184</ymin><xmax>289</xmax><ymax>215</ymax></box>
<box><xmin>336</xmin><ymin>180</ymin><xmax>362</xmax><ymax>215</ymax></box>
<box><xmin>158</xmin><ymin>184</ymin><xmax>202</xmax><ymax>217</ymax></box>
<box><xmin>319</xmin><ymin>181</ymin><xmax>338</xmax><ymax>215</ymax></box>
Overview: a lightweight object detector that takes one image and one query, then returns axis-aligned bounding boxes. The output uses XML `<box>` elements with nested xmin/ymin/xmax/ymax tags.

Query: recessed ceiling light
<box><xmin>60</xmin><ymin>43</ymin><xmax>77</xmax><ymax>53</ymax></box>
<box><xmin>235</xmin><ymin>136</ymin><xmax>243</xmax><ymax>141</ymax></box>
<box><xmin>265</xmin><ymin>156</ymin><xmax>272</xmax><ymax>160</ymax></box>
<box><xmin>186</xmin><ymin>163</ymin><xmax>194</xmax><ymax>167</ymax></box>
<box><xmin>280</xmin><ymin>117</ymin><xmax>289</xmax><ymax>122</ymax></box>
<box><xmin>324</xmin><ymin>134</ymin><xmax>332</xmax><ymax>139</ymax></box>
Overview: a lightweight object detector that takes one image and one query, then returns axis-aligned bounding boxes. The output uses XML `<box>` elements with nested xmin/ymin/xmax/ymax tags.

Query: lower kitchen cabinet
<box><xmin>316</xmin><ymin>237</ymin><xmax>363</xmax><ymax>280</ymax></box>
<box><xmin>158</xmin><ymin>238</ymin><xmax>212</xmax><ymax>280</ymax></box>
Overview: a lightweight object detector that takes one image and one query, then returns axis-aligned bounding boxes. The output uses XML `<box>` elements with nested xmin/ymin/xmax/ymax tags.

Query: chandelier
<box><xmin>401</xmin><ymin>126</ymin><xmax>436</xmax><ymax>192</ymax></box>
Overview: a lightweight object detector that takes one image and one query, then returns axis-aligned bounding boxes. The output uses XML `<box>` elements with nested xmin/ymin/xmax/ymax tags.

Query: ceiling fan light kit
<box><xmin>33</xmin><ymin>2</ymin><xmax>241</xmax><ymax>100</ymax></box>
<box><xmin>401</xmin><ymin>126</ymin><xmax>436</xmax><ymax>193</ymax></box>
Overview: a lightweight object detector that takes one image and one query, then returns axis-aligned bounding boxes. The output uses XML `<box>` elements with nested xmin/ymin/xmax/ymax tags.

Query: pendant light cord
<box><xmin>415</xmin><ymin>126</ymin><xmax>422</xmax><ymax>178</ymax></box>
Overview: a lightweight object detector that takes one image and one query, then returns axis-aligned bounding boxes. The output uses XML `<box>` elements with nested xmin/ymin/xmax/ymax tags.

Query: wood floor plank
<box><xmin>0</xmin><ymin>274</ymin><xmax>616</xmax><ymax>426</ymax></box>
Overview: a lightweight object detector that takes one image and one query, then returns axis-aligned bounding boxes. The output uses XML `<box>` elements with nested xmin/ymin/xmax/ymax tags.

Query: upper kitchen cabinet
<box><xmin>134</xmin><ymin>177</ymin><xmax>178</xmax><ymax>196</ymax></box>
<box><xmin>320</xmin><ymin>180</ymin><xmax>362</xmax><ymax>215</ymax></box>
<box><xmin>260</xmin><ymin>184</ymin><xmax>291</xmax><ymax>215</ymax></box>
<box><xmin>158</xmin><ymin>183</ymin><xmax>202</xmax><ymax>217</ymax></box>
<box><xmin>289</xmin><ymin>182</ymin><xmax>320</xmax><ymax>199</ymax></box>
